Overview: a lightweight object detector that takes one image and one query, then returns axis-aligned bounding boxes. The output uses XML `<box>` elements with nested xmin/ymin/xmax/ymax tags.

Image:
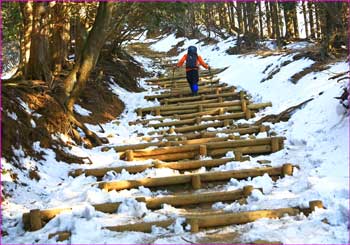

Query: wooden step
<box><xmin>160</xmin><ymin>91</ymin><xmax>244</xmax><ymax>105</ymax></box>
<box><xmin>120</xmin><ymin>137</ymin><xmax>284</xmax><ymax>162</ymax></box>
<box><xmin>141</xmin><ymin>125</ymin><xmax>270</xmax><ymax>142</ymax></box>
<box><xmin>146</xmin><ymin>68</ymin><xmax>227</xmax><ymax>83</ymax></box>
<box><xmin>24</xmin><ymin>187</ymin><xmax>256</xmax><ymax>231</ymax></box>
<box><xmin>48</xmin><ymin>200</ymin><xmax>323</xmax><ymax>240</ymax></box>
<box><xmin>145</xmin><ymin>86</ymin><xmax>236</xmax><ymax>101</ymax></box>
<box><xmin>69</xmin><ymin>157</ymin><xmax>252</xmax><ymax>178</ymax></box>
<box><xmin>98</xmin><ymin>164</ymin><xmax>294</xmax><ymax>191</ymax></box>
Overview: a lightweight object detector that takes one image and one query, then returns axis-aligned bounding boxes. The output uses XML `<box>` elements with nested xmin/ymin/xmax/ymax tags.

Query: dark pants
<box><xmin>186</xmin><ymin>69</ymin><xmax>199</xmax><ymax>95</ymax></box>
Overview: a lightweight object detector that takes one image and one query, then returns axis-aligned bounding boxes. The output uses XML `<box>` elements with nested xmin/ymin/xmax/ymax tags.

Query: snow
<box><xmin>2</xmin><ymin>31</ymin><xmax>349</xmax><ymax>244</ymax></box>
<box><xmin>149</xmin><ymin>34</ymin><xmax>185</xmax><ymax>52</ymax></box>
<box><xmin>73</xmin><ymin>104</ymin><xmax>92</xmax><ymax>116</ymax></box>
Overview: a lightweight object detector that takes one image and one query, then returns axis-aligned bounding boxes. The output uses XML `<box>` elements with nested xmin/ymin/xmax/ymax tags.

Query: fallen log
<box><xmin>98</xmin><ymin>164</ymin><xmax>293</xmax><ymax>191</ymax></box>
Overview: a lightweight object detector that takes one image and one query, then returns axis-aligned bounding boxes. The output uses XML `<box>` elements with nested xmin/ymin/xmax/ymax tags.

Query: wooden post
<box><xmin>29</xmin><ymin>209</ymin><xmax>42</xmax><ymax>231</ymax></box>
<box><xmin>224</xmin><ymin>119</ymin><xmax>230</xmax><ymax>127</ymax></box>
<box><xmin>234</xmin><ymin>151</ymin><xmax>242</xmax><ymax>161</ymax></box>
<box><xmin>198</xmin><ymin>105</ymin><xmax>203</xmax><ymax>112</ymax></box>
<box><xmin>168</xmin><ymin>127</ymin><xmax>175</xmax><ymax>134</ymax></box>
<box><xmin>259</xmin><ymin>125</ymin><xmax>268</xmax><ymax>132</ymax></box>
<box><xmin>245</xmin><ymin>108</ymin><xmax>252</xmax><ymax>120</ymax></box>
<box><xmin>125</xmin><ymin>150</ymin><xmax>134</xmax><ymax>161</ymax></box>
<box><xmin>155</xmin><ymin>108</ymin><xmax>161</xmax><ymax>116</ymax></box>
<box><xmin>218</xmin><ymin>97</ymin><xmax>223</xmax><ymax>103</ymax></box>
<box><xmin>192</xmin><ymin>175</ymin><xmax>201</xmax><ymax>189</ymax></box>
<box><xmin>137</xmin><ymin>109</ymin><xmax>143</xmax><ymax>117</ymax></box>
<box><xmin>196</xmin><ymin>117</ymin><xmax>201</xmax><ymax>124</ymax></box>
<box><xmin>164</xmin><ymin>99</ymin><xmax>168</xmax><ymax>105</ymax></box>
<box><xmin>241</xmin><ymin>98</ymin><xmax>247</xmax><ymax>112</ymax></box>
<box><xmin>219</xmin><ymin>108</ymin><xmax>224</xmax><ymax>115</ymax></box>
<box><xmin>282</xmin><ymin>164</ymin><xmax>293</xmax><ymax>176</ymax></box>
<box><xmin>271</xmin><ymin>137</ymin><xmax>279</xmax><ymax>152</ymax></box>
<box><xmin>243</xmin><ymin>185</ymin><xmax>254</xmax><ymax>197</ymax></box>
<box><xmin>188</xmin><ymin>218</ymin><xmax>199</xmax><ymax>233</ymax></box>
<box><xmin>309</xmin><ymin>200</ymin><xmax>323</xmax><ymax>212</ymax></box>
<box><xmin>199</xmin><ymin>145</ymin><xmax>207</xmax><ymax>157</ymax></box>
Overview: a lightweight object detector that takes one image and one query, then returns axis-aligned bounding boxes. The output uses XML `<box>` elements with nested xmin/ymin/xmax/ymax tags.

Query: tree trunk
<box><xmin>308</xmin><ymin>2</ymin><xmax>316</xmax><ymax>38</ymax></box>
<box><xmin>17</xmin><ymin>2</ymin><xmax>33</xmax><ymax>78</ymax></box>
<box><xmin>265</xmin><ymin>1</ymin><xmax>272</xmax><ymax>38</ymax></box>
<box><xmin>291</xmin><ymin>4</ymin><xmax>299</xmax><ymax>39</ymax></box>
<box><xmin>302</xmin><ymin>1</ymin><xmax>309</xmax><ymax>38</ymax></box>
<box><xmin>242</xmin><ymin>3</ymin><xmax>248</xmax><ymax>33</ymax></box>
<box><xmin>236</xmin><ymin>2</ymin><xmax>243</xmax><ymax>34</ymax></box>
<box><xmin>282</xmin><ymin>2</ymin><xmax>295</xmax><ymax>39</ymax></box>
<box><xmin>64</xmin><ymin>2</ymin><xmax>114</xmax><ymax>112</ymax></box>
<box><xmin>51</xmin><ymin>3</ymin><xmax>70</xmax><ymax>76</ymax></box>
<box><xmin>271</xmin><ymin>1</ymin><xmax>281</xmax><ymax>45</ymax></box>
<box><xmin>26</xmin><ymin>2</ymin><xmax>52</xmax><ymax>83</ymax></box>
<box><xmin>258</xmin><ymin>2</ymin><xmax>264</xmax><ymax>39</ymax></box>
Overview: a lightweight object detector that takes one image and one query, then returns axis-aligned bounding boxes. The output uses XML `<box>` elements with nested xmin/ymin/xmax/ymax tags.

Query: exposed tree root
<box><xmin>254</xmin><ymin>98</ymin><xmax>314</xmax><ymax>125</ymax></box>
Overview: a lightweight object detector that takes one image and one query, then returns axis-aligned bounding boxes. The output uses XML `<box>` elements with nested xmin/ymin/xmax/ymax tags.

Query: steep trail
<box><xmin>20</xmin><ymin>44</ymin><xmax>324</xmax><ymax>244</ymax></box>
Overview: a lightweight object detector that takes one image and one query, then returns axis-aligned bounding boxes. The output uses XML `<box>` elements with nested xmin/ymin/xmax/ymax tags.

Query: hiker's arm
<box><xmin>198</xmin><ymin>56</ymin><xmax>209</xmax><ymax>69</ymax></box>
<box><xmin>176</xmin><ymin>54</ymin><xmax>187</xmax><ymax>67</ymax></box>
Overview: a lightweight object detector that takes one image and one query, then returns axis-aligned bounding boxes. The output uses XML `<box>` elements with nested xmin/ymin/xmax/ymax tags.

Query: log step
<box><xmin>160</xmin><ymin>91</ymin><xmax>244</xmax><ymax>105</ymax></box>
<box><xmin>98</xmin><ymin>164</ymin><xmax>294</xmax><ymax>191</ymax></box>
<box><xmin>69</xmin><ymin>157</ymin><xmax>252</xmax><ymax>178</ymax></box>
<box><xmin>121</xmin><ymin>137</ymin><xmax>284</xmax><ymax>162</ymax></box>
<box><xmin>141</xmin><ymin>125</ymin><xmax>270</xmax><ymax>142</ymax></box>
<box><xmin>144</xmin><ymin>86</ymin><xmax>236</xmax><ymax>101</ymax></box>
<box><xmin>47</xmin><ymin>200</ymin><xmax>323</xmax><ymax>240</ymax></box>
<box><xmin>146</xmin><ymin>68</ymin><xmax>227</xmax><ymax>83</ymax></box>
<box><xmin>24</xmin><ymin>187</ymin><xmax>256</xmax><ymax>231</ymax></box>
<box><xmin>143</xmin><ymin>112</ymin><xmax>247</xmax><ymax>128</ymax></box>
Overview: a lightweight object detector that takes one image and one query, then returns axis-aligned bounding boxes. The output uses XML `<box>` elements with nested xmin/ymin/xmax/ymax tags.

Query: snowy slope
<box><xmin>2</xmin><ymin>34</ymin><xmax>349</xmax><ymax>244</ymax></box>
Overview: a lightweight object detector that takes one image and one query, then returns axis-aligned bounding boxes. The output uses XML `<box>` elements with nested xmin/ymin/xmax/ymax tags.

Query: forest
<box><xmin>1</xmin><ymin>1</ymin><xmax>349</xmax><ymax>244</ymax></box>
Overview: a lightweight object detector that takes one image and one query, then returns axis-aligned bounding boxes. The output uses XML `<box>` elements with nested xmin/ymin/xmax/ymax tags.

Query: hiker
<box><xmin>174</xmin><ymin>46</ymin><xmax>210</xmax><ymax>96</ymax></box>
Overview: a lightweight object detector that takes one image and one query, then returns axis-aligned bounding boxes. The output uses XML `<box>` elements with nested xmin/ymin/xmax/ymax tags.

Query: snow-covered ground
<box><xmin>2</xmin><ymin>33</ymin><xmax>349</xmax><ymax>244</ymax></box>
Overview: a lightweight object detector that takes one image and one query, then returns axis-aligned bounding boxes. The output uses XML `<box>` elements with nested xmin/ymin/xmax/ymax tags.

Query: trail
<box><xmin>19</xmin><ymin>43</ymin><xmax>325</xmax><ymax>244</ymax></box>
